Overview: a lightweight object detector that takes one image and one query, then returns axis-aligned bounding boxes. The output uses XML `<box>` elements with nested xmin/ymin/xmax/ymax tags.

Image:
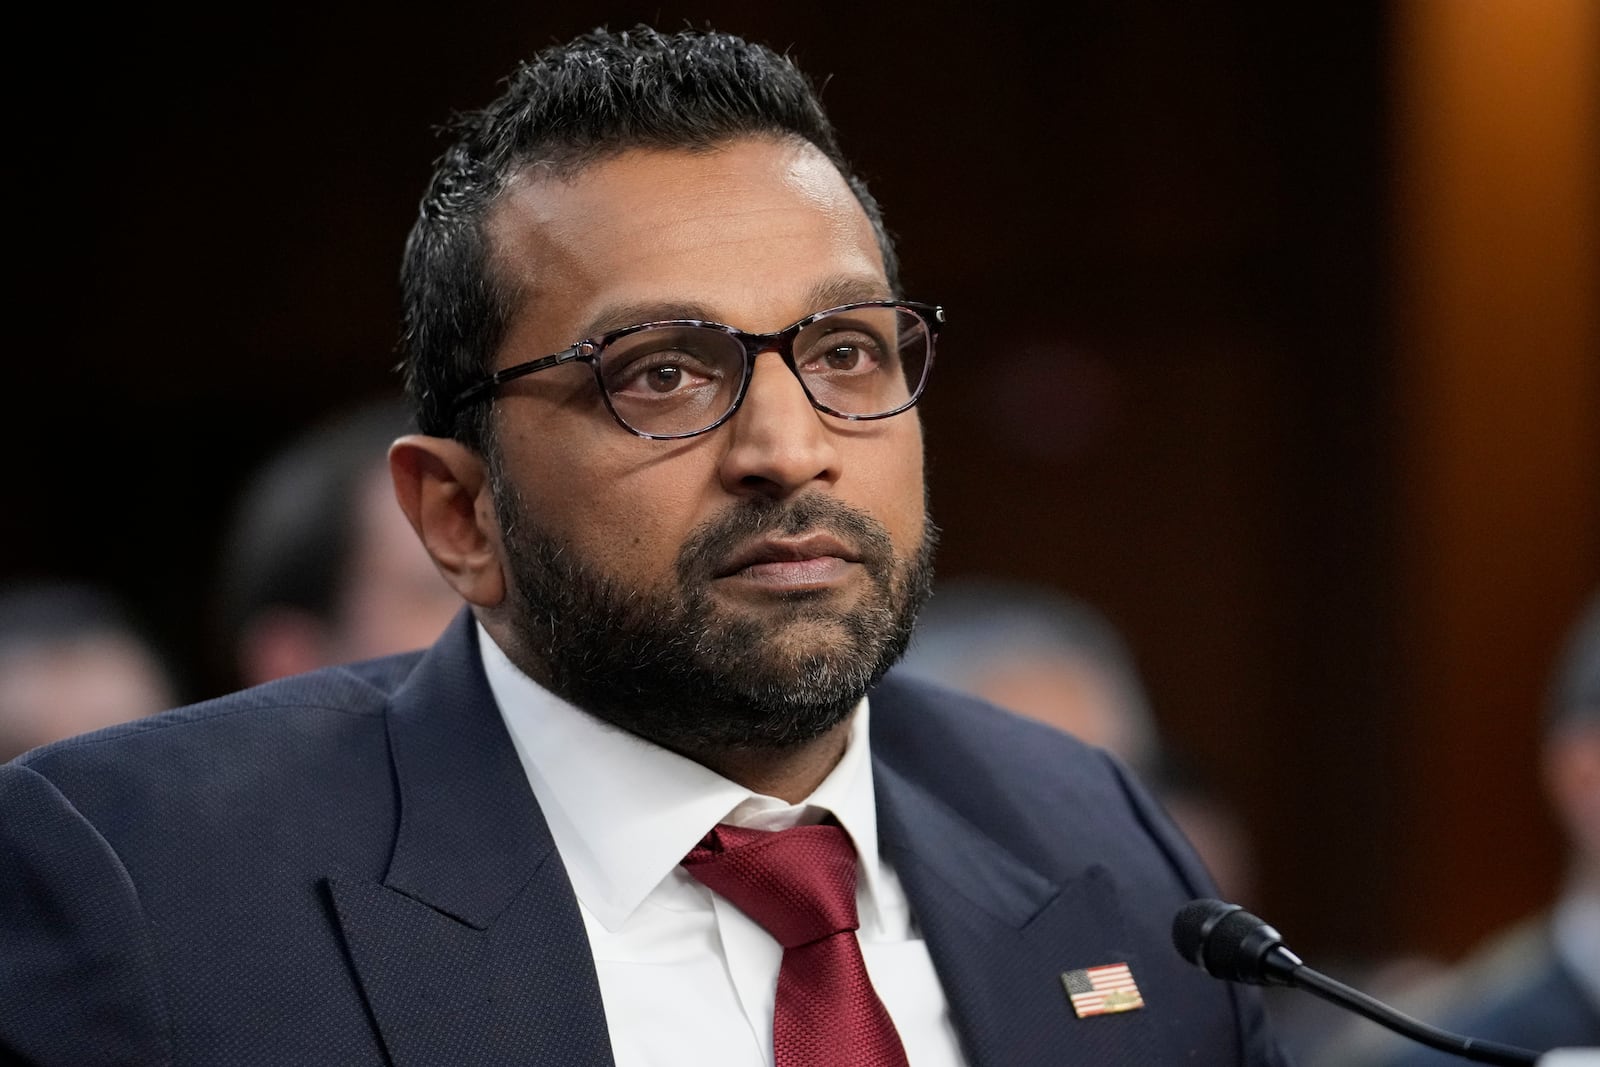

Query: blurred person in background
<box><xmin>0</xmin><ymin>581</ymin><xmax>180</xmax><ymax>762</ymax></box>
<box><xmin>211</xmin><ymin>397</ymin><xmax>462</xmax><ymax>692</ymax></box>
<box><xmin>897</xmin><ymin>575</ymin><xmax>1259</xmax><ymax>906</ymax></box>
<box><xmin>1320</xmin><ymin>587</ymin><xmax>1600</xmax><ymax>1066</ymax></box>
<box><xmin>896</xmin><ymin>577</ymin><xmax>1161</xmax><ymax>772</ymax></box>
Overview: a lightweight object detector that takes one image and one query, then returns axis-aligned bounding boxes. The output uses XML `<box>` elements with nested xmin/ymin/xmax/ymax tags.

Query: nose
<box><xmin>717</xmin><ymin>351</ymin><xmax>841</xmax><ymax>499</ymax></box>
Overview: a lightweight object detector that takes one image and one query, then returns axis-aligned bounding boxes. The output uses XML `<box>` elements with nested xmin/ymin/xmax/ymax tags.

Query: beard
<box><xmin>488</xmin><ymin>462</ymin><xmax>938</xmax><ymax>756</ymax></box>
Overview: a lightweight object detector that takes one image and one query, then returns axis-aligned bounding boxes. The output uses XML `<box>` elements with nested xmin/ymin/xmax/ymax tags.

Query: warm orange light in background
<box><xmin>1391</xmin><ymin>0</ymin><xmax>1600</xmax><ymax>954</ymax></box>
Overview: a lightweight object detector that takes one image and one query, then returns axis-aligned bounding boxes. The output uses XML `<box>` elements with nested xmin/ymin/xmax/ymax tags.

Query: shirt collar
<box><xmin>476</xmin><ymin>621</ymin><xmax>885</xmax><ymax>932</ymax></box>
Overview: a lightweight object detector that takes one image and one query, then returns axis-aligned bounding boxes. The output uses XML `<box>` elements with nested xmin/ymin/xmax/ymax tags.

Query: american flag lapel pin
<box><xmin>1060</xmin><ymin>962</ymin><xmax>1145</xmax><ymax>1018</ymax></box>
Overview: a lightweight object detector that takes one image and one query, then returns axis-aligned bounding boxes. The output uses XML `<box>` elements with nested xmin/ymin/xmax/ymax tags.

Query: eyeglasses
<box><xmin>450</xmin><ymin>300</ymin><xmax>944</xmax><ymax>440</ymax></box>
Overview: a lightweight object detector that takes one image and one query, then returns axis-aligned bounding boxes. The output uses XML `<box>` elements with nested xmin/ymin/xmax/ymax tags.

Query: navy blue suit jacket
<box><xmin>2</xmin><ymin>612</ymin><xmax>1287</xmax><ymax>1065</ymax></box>
<box><xmin>1375</xmin><ymin>936</ymin><xmax>1599</xmax><ymax>1066</ymax></box>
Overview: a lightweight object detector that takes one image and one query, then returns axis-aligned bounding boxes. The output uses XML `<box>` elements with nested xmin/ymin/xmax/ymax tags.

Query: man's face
<box><xmin>476</xmin><ymin>137</ymin><xmax>934</xmax><ymax>753</ymax></box>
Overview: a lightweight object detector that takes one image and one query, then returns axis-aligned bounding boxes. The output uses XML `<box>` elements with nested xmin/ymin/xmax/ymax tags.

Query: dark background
<box><xmin>9</xmin><ymin>0</ymin><xmax>1597</xmax><ymax>982</ymax></box>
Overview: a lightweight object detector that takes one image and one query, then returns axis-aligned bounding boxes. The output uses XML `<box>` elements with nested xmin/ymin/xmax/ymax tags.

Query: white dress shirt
<box><xmin>478</xmin><ymin>623</ymin><xmax>968</xmax><ymax>1067</ymax></box>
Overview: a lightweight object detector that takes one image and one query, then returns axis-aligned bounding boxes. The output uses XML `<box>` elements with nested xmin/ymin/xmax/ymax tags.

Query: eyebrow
<box><xmin>578</xmin><ymin>276</ymin><xmax>894</xmax><ymax>339</ymax></box>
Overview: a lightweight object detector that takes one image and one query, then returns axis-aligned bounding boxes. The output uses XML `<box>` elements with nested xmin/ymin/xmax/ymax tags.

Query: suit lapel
<box><xmin>872</xmin><ymin>691</ymin><xmax>1163</xmax><ymax>1067</ymax></box>
<box><xmin>324</xmin><ymin>624</ymin><xmax>1172</xmax><ymax>1065</ymax></box>
<box><xmin>327</xmin><ymin>613</ymin><xmax>614</xmax><ymax>1067</ymax></box>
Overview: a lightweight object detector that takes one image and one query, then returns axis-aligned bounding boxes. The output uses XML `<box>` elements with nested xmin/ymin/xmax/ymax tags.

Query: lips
<box><xmin>715</xmin><ymin>532</ymin><xmax>860</xmax><ymax>578</ymax></box>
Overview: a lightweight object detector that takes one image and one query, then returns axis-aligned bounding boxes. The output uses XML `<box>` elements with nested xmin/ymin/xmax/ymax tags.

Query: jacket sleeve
<box><xmin>1</xmin><ymin>762</ymin><xmax>171</xmax><ymax>1067</ymax></box>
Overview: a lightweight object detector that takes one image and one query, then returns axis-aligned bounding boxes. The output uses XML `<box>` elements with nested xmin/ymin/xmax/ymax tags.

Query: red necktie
<box><xmin>682</xmin><ymin>822</ymin><xmax>911</xmax><ymax>1067</ymax></box>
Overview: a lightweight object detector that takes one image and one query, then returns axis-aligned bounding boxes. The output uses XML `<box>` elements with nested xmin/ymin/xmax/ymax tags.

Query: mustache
<box><xmin>676</xmin><ymin>495</ymin><xmax>897</xmax><ymax>587</ymax></box>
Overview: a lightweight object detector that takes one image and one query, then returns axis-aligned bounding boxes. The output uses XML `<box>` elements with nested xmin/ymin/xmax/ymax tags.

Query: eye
<box><xmin>823</xmin><ymin>345</ymin><xmax>867</xmax><ymax>371</ymax></box>
<box><xmin>599</xmin><ymin>326</ymin><xmax>739</xmax><ymax>405</ymax></box>
<box><xmin>606</xmin><ymin>350</ymin><xmax>718</xmax><ymax>396</ymax></box>
<box><xmin>639</xmin><ymin>361</ymin><xmax>689</xmax><ymax>394</ymax></box>
<box><xmin>799</xmin><ymin>329</ymin><xmax>888</xmax><ymax>376</ymax></box>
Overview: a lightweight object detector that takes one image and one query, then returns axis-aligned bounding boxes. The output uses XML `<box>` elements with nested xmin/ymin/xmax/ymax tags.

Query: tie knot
<box><xmin>682</xmin><ymin>822</ymin><xmax>861</xmax><ymax>949</ymax></box>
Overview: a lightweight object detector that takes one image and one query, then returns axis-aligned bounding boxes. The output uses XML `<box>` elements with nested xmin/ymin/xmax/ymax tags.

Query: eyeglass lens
<box><xmin>595</xmin><ymin>305</ymin><xmax>931</xmax><ymax>437</ymax></box>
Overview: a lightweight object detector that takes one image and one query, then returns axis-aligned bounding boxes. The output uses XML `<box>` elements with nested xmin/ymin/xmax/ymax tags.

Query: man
<box><xmin>1</xmin><ymin>26</ymin><xmax>1286</xmax><ymax>1065</ymax></box>
<box><xmin>1329</xmin><ymin>589</ymin><xmax>1600</xmax><ymax>1067</ymax></box>
<box><xmin>897</xmin><ymin>577</ymin><xmax>1165</xmax><ymax>775</ymax></box>
<box><xmin>212</xmin><ymin>397</ymin><xmax>462</xmax><ymax>690</ymax></box>
<box><xmin>898</xmin><ymin>575</ymin><xmax>1259</xmax><ymax>906</ymax></box>
<box><xmin>0</xmin><ymin>582</ymin><xmax>179</xmax><ymax>762</ymax></box>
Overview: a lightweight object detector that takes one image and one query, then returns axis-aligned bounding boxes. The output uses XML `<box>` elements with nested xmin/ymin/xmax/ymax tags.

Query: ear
<box><xmin>388</xmin><ymin>434</ymin><xmax>506</xmax><ymax>608</ymax></box>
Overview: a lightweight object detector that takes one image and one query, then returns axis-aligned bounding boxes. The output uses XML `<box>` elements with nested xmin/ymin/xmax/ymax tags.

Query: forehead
<box><xmin>484</xmin><ymin>137</ymin><xmax>889</xmax><ymax>348</ymax></box>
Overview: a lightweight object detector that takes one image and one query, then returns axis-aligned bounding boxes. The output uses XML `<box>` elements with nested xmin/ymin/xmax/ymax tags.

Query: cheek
<box><xmin>583</xmin><ymin>478</ymin><xmax>720</xmax><ymax>593</ymax></box>
<box><xmin>853</xmin><ymin>425</ymin><xmax>928</xmax><ymax>553</ymax></box>
<box><xmin>590</xmin><ymin>480</ymin><xmax>693</xmax><ymax>556</ymax></box>
<box><xmin>505</xmin><ymin>424</ymin><xmax>717</xmax><ymax>581</ymax></box>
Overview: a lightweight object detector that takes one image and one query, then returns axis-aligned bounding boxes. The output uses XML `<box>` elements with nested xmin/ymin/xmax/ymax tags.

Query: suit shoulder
<box><xmin>868</xmin><ymin>667</ymin><xmax>1219</xmax><ymax>884</ymax></box>
<box><xmin>867</xmin><ymin>670</ymin><xmax>1155</xmax><ymax>838</ymax></box>
<box><xmin>13</xmin><ymin>651</ymin><xmax>422</xmax><ymax>779</ymax></box>
<box><xmin>4</xmin><ymin>653</ymin><xmax>421</xmax><ymax>871</ymax></box>
<box><xmin>870</xmin><ymin>669</ymin><xmax>1115</xmax><ymax>773</ymax></box>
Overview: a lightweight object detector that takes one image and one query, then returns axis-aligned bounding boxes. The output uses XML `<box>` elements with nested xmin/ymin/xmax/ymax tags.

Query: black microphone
<box><xmin>1172</xmin><ymin>898</ymin><xmax>1542</xmax><ymax>1067</ymax></box>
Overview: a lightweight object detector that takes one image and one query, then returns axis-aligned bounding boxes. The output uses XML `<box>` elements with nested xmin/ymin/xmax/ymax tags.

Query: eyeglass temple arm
<box><xmin>451</xmin><ymin>344</ymin><xmax>593</xmax><ymax>410</ymax></box>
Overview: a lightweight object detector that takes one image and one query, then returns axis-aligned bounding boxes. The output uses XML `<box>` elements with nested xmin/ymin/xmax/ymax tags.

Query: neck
<box><xmin>685</xmin><ymin>717</ymin><xmax>855</xmax><ymax>804</ymax></box>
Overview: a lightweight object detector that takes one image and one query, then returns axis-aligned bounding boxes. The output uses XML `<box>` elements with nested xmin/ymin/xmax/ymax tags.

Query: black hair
<box><xmin>0</xmin><ymin>582</ymin><xmax>151</xmax><ymax>652</ymax></box>
<box><xmin>213</xmin><ymin>398</ymin><xmax>417</xmax><ymax>660</ymax></box>
<box><xmin>398</xmin><ymin>24</ymin><xmax>899</xmax><ymax>450</ymax></box>
<box><xmin>1547</xmin><ymin>587</ymin><xmax>1600</xmax><ymax>733</ymax></box>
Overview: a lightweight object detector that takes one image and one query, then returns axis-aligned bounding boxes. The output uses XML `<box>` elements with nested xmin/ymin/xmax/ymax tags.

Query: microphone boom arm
<box><xmin>1286</xmin><ymin>959</ymin><xmax>1539</xmax><ymax>1067</ymax></box>
<box><xmin>1172</xmin><ymin>899</ymin><xmax>1540</xmax><ymax>1067</ymax></box>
